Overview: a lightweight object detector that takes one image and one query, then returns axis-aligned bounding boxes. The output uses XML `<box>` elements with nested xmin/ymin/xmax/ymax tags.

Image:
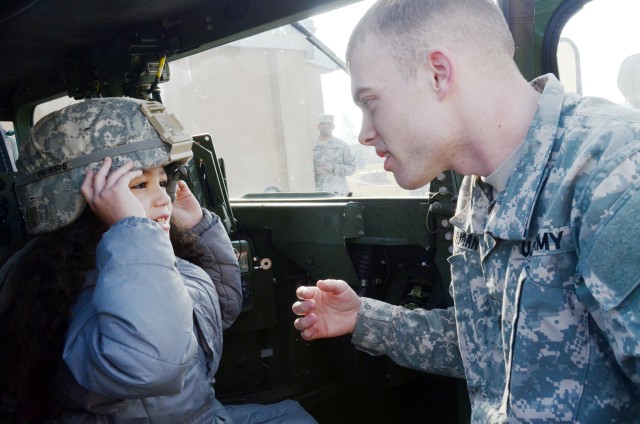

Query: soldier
<box><xmin>312</xmin><ymin>113</ymin><xmax>356</xmax><ymax>196</ymax></box>
<box><xmin>293</xmin><ymin>0</ymin><xmax>640</xmax><ymax>422</ymax></box>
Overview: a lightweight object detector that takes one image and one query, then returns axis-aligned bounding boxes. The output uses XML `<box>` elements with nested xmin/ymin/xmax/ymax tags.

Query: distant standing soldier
<box><xmin>313</xmin><ymin>114</ymin><xmax>356</xmax><ymax>196</ymax></box>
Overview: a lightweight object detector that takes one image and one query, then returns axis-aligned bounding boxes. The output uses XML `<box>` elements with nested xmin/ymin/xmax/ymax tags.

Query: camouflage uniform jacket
<box><xmin>313</xmin><ymin>136</ymin><xmax>356</xmax><ymax>196</ymax></box>
<box><xmin>352</xmin><ymin>74</ymin><xmax>640</xmax><ymax>422</ymax></box>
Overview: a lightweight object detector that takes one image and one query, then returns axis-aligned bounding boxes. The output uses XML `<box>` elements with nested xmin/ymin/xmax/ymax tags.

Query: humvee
<box><xmin>0</xmin><ymin>0</ymin><xmax>636</xmax><ymax>422</ymax></box>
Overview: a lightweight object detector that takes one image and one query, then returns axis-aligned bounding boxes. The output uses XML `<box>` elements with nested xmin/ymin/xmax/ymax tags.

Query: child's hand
<box><xmin>172</xmin><ymin>180</ymin><xmax>203</xmax><ymax>229</ymax></box>
<box><xmin>81</xmin><ymin>157</ymin><xmax>146</xmax><ymax>226</ymax></box>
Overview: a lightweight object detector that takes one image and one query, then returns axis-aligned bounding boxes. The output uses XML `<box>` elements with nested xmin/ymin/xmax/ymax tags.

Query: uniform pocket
<box><xmin>509</xmin><ymin>257</ymin><xmax>588</xmax><ymax>422</ymax></box>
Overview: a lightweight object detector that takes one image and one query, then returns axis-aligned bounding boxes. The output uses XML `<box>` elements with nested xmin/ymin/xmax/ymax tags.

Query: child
<box><xmin>0</xmin><ymin>98</ymin><xmax>316</xmax><ymax>423</ymax></box>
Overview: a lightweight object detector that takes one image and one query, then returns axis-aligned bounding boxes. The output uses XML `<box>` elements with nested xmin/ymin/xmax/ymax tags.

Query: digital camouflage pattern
<box><xmin>312</xmin><ymin>136</ymin><xmax>356</xmax><ymax>196</ymax></box>
<box><xmin>15</xmin><ymin>97</ymin><xmax>192</xmax><ymax>235</ymax></box>
<box><xmin>352</xmin><ymin>74</ymin><xmax>640</xmax><ymax>422</ymax></box>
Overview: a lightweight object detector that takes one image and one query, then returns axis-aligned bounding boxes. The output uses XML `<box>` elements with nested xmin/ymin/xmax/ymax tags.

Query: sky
<box><xmin>307</xmin><ymin>0</ymin><xmax>640</xmax><ymax>142</ymax></box>
<box><xmin>561</xmin><ymin>0</ymin><xmax>640</xmax><ymax>104</ymax></box>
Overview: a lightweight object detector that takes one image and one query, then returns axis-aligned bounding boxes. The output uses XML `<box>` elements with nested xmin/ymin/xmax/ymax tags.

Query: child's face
<box><xmin>128</xmin><ymin>166</ymin><xmax>172</xmax><ymax>234</ymax></box>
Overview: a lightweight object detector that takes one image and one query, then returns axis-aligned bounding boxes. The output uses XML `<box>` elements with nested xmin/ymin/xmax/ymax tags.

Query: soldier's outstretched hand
<box><xmin>292</xmin><ymin>279</ymin><xmax>360</xmax><ymax>341</ymax></box>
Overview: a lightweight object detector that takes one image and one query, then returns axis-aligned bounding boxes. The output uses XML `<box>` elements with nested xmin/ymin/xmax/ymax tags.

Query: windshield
<box><xmin>558</xmin><ymin>0</ymin><xmax>640</xmax><ymax>107</ymax></box>
<box><xmin>160</xmin><ymin>0</ymin><xmax>422</xmax><ymax>199</ymax></box>
<box><xmin>34</xmin><ymin>0</ymin><xmax>637</xmax><ymax>200</ymax></box>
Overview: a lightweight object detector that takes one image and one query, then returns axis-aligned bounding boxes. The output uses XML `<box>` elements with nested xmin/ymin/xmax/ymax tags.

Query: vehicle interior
<box><xmin>0</xmin><ymin>0</ymin><xmax>637</xmax><ymax>422</ymax></box>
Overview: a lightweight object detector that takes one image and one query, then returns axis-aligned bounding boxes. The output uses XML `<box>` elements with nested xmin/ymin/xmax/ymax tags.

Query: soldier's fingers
<box><xmin>292</xmin><ymin>299</ymin><xmax>316</xmax><ymax>316</ymax></box>
<box><xmin>300</xmin><ymin>327</ymin><xmax>317</xmax><ymax>341</ymax></box>
<box><xmin>298</xmin><ymin>315</ymin><xmax>319</xmax><ymax>340</ymax></box>
<box><xmin>296</xmin><ymin>286</ymin><xmax>315</xmax><ymax>301</ymax></box>
<box><xmin>316</xmin><ymin>279</ymin><xmax>349</xmax><ymax>295</ymax></box>
<box><xmin>293</xmin><ymin>314</ymin><xmax>317</xmax><ymax>331</ymax></box>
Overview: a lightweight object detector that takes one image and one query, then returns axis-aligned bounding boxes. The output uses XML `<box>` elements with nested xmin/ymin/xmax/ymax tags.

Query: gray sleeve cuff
<box><xmin>191</xmin><ymin>208</ymin><xmax>214</xmax><ymax>236</ymax></box>
<box><xmin>351</xmin><ymin>297</ymin><xmax>395</xmax><ymax>356</ymax></box>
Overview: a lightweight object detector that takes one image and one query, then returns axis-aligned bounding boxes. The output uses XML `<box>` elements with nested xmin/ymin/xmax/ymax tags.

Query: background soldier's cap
<box><xmin>317</xmin><ymin>114</ymin><xmax>334</xmax><ymax>124</ymax></box>
<box><xmin>15</xmin><ymin>97</ymin><xmax>193</xmax><ymax>235</ymax></box>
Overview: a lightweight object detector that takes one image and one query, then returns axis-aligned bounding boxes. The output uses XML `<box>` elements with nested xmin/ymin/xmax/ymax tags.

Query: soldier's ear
<box><xmin>424</xmin><ymin>47</ymin><xmax>455</xmax><ymax>101</ymax></box>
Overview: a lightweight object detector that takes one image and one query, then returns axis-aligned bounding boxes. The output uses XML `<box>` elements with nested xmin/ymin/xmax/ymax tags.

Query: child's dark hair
<box><xmin>170</xmin><ymin>214</ymin><xmax>204</xmax><ymax>268</ymax></box>
<box><xmin>0</xmin><ymin>209</ymin><xmax>105</xmax><ymax>420</ymax></box>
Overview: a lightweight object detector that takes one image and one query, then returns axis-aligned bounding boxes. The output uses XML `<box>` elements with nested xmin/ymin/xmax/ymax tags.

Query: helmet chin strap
<box><xmin>165</xmin><ymin>163</ymin><xmax>189</xmax><ymax>202</ymax></box>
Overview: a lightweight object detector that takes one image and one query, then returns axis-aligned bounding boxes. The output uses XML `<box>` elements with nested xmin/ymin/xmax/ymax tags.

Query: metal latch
<box><xmin>140</xmin><ymin>100</ymin><xmax>193</xmax><ymax>162</ymax></box>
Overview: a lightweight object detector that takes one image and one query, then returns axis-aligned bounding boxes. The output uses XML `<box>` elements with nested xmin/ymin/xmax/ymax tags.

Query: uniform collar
<box><xmin>482</xmin><ymin>140</ymin><xmax>525</xmax><ymax>194</ymax></box>
<box><xmin>485</xmin><ymin>74</ymin><xmax>565</xmax><ymax>240</ymax></box>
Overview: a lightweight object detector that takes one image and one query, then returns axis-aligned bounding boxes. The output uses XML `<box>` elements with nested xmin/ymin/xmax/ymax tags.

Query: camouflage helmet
<box><xmin>15</xmin><ymin>97</ymin><xmax>193</xmax><ymax>235</ymax></box>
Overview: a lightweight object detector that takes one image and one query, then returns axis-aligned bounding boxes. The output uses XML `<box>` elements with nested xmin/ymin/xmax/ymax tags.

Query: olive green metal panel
<box><xmin>535</xmin><ymin>0</ymin><xmax>569</xmax><ymax>77</ymax></box>
<box><xmin>231</xmin><ymin>198</ymin><xmax>442</xmax><ymax>286</ymax></box>
<box><xmin>500</xmin><ymin>0</ymin><xmax>536</xmax><ymax>80</ymax></box>
<box><xmin>500</xmin><ymin>0</ymin><xmax>582</xmax><ymax>80</ymax></box>
<box><xmin>254</xmin><ymin>202</ymin><xmax>361</xmax><ymax>284</ymax></box>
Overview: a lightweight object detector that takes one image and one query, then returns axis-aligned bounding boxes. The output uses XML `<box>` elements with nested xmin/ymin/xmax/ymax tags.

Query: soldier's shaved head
<box><xmin>347</xmin><ymin>0</ymin><xmax>515</xmax><ymax>79</ymax></box>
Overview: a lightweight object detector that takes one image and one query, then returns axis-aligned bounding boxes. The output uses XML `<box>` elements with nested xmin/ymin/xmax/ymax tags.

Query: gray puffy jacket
<box><xmin>52</xmin><ymin>209</ymin><xmax>242</xmax><ymax>423</ymax></box>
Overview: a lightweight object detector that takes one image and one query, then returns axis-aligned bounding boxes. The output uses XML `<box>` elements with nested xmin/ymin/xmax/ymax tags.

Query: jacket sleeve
<box><xmin>62</xmin><ymin>217</ymin><xmax>198</xmax><ymax>398</ymax></box>
<box><xmin>191</xmin><ymin>208</ymin><xmax>242</xmax><ymax>329</ymax></box>
<box><xmin>335</xmin><ymin>143</ymin><xmax>356</xmax><ymax>177</ymax></box>
<box><xmin>352</xmin><ymin>298</ymin><xmax>466</xmax><ymax>379</ymax></box>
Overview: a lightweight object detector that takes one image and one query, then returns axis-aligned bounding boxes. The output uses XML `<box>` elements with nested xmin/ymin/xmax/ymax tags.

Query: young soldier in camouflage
<box><xmin>293</xmin><ymin>0</ymin><xmax>640</xmax><ymax>422</ymax></box>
